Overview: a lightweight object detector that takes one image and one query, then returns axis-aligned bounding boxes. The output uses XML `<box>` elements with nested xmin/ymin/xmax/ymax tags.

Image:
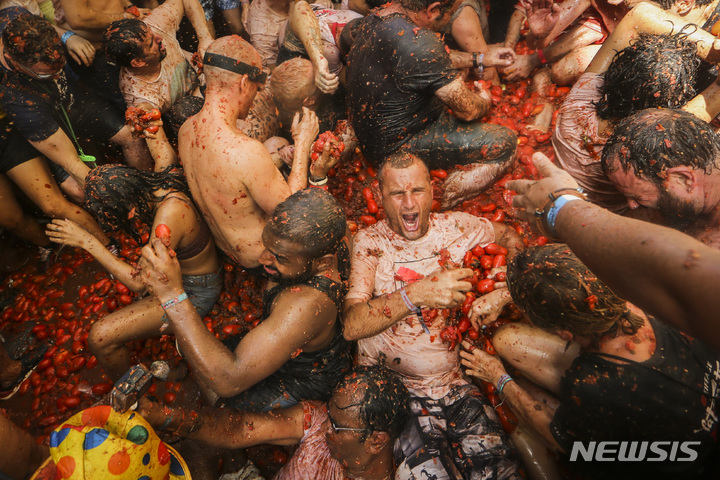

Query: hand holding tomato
<box><xmin>407</xmin><ymin>267</ymin><xmax>474</xmax><ymax>309</ymax></box>
<box><xmin>459</xmin><ymin>340</ymin><xmax>506</xmax><ymax>385</ymax></box>
<box><xmin>291</xmin><ymin>107</ymin><xmax>320</xmax><ymax>153</ymax></box>
<box><xmin>484</xmin><ymin>45</ymin><xmax>517</xmax><ymax>69</ymax></box>
<box><xmin>139</xmin><ymin>238</ymin><xmax>184</xmax><ymax>305</ymax></box>
<box><xmin>507</xmin><ymin>152</ymin><xmax>580</xmax><ymax>223</ymax></box>
<box><xmin>469</xmin><ymin>288</ymin><xmax>512</xmax><ymax>330</ymax></box>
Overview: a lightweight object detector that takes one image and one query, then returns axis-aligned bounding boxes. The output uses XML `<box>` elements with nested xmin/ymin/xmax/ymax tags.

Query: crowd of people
<box><xmin>1</xmin><ymin>0</ymin><xmax>720</xmax><ymax>478</ymax></box>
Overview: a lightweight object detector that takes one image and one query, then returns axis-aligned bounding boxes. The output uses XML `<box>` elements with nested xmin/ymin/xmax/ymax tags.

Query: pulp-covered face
<box><xmin>322</xmin><ymin>387</ymin><xmax>369</xmax><ymax>468</ymax></box>
<box><xmin>137</xmin><ymin>25</ymin><xmax>166</xmax><ymax>66</ymax></box>
<box><xmin>606</xmin><ymin>156</ymin><xmax>662</xmax><ymax>211</ymax></box>
<box><xmin>258</xmin><ymin>229</ymin><xmax>314</xmax><ymax>284</ymax></box>
<box><xmin>380</xmin><ymin>161</ymin><xmax>433</xmax><ymax>241</ymax></box>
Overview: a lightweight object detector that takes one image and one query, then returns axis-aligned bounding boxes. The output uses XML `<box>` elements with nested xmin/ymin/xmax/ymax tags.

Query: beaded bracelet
<box><xmin>161</xmin><ymin>292</ymin><xmax>188</xmax><ymax>311</ymax></box>
<box><xmin>497</xmin><ymin>374</ymin><xmax>514</xmax><ymax>395</ymax></box>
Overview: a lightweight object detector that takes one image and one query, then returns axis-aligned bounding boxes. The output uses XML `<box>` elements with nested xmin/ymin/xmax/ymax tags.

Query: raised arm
<box><xmin>286</xmin><ymin>107</ymin><xmax>319</xmax><ymax>192</ymax></box>
<box><xmin>508</xmin><ymin>153</ymin><xmax>720</xmax><ymax>351</ymax></box>
<box><xmin>289</xmin><ymin>1</ymin><xmax>339</xmax><ymax>94</ymax></box>
<box><xmin>587</xmin><ymin>2</ymin><xmax>720</xmax><ymax>75</ymax></box>
<box><xmin>181</xmin><ymin>0</ymin><xmax>214</xmax><ymax>54</ymax></box>
<box><xmin>139</xmin><ymin>239</ymin><xmax>335</xmax><ymax>397</ymax></box>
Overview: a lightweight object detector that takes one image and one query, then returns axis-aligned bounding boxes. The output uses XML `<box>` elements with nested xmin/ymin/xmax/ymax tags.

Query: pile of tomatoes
<box><xmin>125</xmin><ymin>106</ymin><xmax>162</xmax><ymax>135</ymax></box>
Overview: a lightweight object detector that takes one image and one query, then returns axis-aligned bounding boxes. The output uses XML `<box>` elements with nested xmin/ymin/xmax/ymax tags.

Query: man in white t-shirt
<box><xmin>343</xmin><ymin>153</ymin><xmax>523</xmax><ymax>479</ymax></box>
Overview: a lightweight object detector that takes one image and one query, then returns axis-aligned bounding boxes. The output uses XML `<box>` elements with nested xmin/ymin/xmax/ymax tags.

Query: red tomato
<box><xmin>477</xmin><ymin>279</ymin><xmax>495</xmax><ymax>294</ymax></box>
<box><xmin>360</xmin><ymin>215</ymin><xmax>377</xmax><ymax>226</ymax></box>
<box><xmin>145</xmin><ymin>125</ymin><xmax>160</xmax><ymax>134</ymax></box>
<box><xmin>92</xmin><ymin>383</ymin><xmax>112</xmax><ymax>396</ymax></box>
<box><xmin>164</xmin><ymin>392</ymin><xmax>177</xmax><ymax>404</ymax></box>
<box><xmin>457</xmin><ymin>317</ymin><xmax>471</xmax><ymax>333</ymax></box>
<box><xmin>430</xmin><ymin>169</ymin><xmax>448</xmax><ymax>179</ymax></box>
<box><xmin>484</xmin><ymin>243</ymin><xmax>502</xmax><ymax>255</ymax></box>
<box><xmin>155</xmin><ymin>224</ymin><xmax>171</xmax><ymax>245</ymax></box>
<box><xmin>467</xmin><ymin>327</ymin><xmax>480</xmax><ymax>340</ymax></box>
<box><xmin>492</xmin><ymin>255</ymin><xmax>506</xmax><ymax>268</ymax></box>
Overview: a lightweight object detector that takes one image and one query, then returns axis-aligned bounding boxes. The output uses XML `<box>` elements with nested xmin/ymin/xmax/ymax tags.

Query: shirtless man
<box><xmin>343</xmin><ymin>153</ymin><xmax>523</xmax><ymax>479</ymax></box>
<box><xmin>139</xmin><ymin>189</ymin><xmax>352</xmax><ymax>410</ymax></box>
<box><xmin>602</xmin><ymin>108</ymin><xmax>720</xmax><ymax>248</ymax></box>
<box><xmin>178</xmin><ymin>35</ymin><xmax>326</xmax><ymax>268</ymax></box>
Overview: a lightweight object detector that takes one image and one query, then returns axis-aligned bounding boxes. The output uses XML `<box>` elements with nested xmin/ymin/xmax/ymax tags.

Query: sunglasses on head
<box><xmin>203</xmin><ymin>52</ymin><xmax>267</xmax><ymax>84</ymax></box>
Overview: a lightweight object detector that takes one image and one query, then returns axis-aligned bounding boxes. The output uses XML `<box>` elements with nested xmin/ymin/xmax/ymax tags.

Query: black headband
<box><xmin>203</xmin><ymin>52</ymin><xmax>267</xmax><ymax>84</ymax></box>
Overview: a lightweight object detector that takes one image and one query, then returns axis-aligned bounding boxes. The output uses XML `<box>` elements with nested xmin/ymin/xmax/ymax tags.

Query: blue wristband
<box><xmin>61</xmin><ymin>31</ymin><xmax>76</xmax><ymax>46</ymax></box>
<box><xmin>545</xmin><ymin>194</ymin><xmax>583</xmax><ymax>237</ymax></box>
<box><xmin>161</xmin><ymin>292</ymin><xmax>188</xmax><ymax>311</ymax></box>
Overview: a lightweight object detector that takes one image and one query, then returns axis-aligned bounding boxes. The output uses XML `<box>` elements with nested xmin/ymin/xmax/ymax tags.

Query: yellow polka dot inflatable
<box><xmin>32</xmin><ymin>405</ymin><xmax>189</xmax><ymax>480</ymax></box>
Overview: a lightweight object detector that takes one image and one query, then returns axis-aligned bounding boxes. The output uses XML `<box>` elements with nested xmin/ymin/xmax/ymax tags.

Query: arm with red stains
<box><xmin>509</xmin><ymin>153</ymin><xmax>720</xmax><ymax>351</ymax></box>
<box><xmin>460</xmin><ymin>341</ymin><xmax>562</xmax><ymax>452</ymax></box>
<box><xmin>504</xmin><ymin>8</ymin><xmax>526</xmax><ymax>49</ymax></box>
<box><xmin>343</xmin><ymin>243</ymin><xmax>474</xmax><ymax>340</ymax></box>
<box><xmin>28</xmin><ymin>128</ymin><xmax>90</xmax><ymax>187</ymax></box>
<box><xmin>180</xmin><ymin>0</ymin><xmax>215</xmax><ymax>55</ymax></box>
<box><xmin>241</xmin><ymin>139</ymin><xmax>295</xmax><ymax>214</ymax></box>
<box><xmin>140</xmin><ymin>239</ymin><xmax>335</xmax><ymax>396</ymax></box>
<box><xmin>287</xmin><ymin>107</ymin><xmax>319</xmax><ymax>192</ymax></box>
<box><xmin>289</xmin><ymin>0</ymin><xmax>339</xmax><ymax>94</ymax></box>
<box><xmin>139</xmin><ymin>399</ymin><xmax>305</xmax><ymax>447</ymax></box>
<box><xmin>587</xmin><ymin>3</ymin><xmax>720</xmax><ymax>76</ymax></box>
<box><xmin>435</xmin><ymin>77</ymin><xmax>492</xmax><ymax>121</ymax></box>
<box><xmin>46</xmin><ymin>219</ymin><xmax>146</xmax><ymax>291</ymax></box>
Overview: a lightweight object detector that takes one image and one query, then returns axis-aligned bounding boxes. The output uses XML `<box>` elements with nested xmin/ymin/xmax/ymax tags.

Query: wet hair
<box><xmin>595</xmin><ymin>31</ymin><xmax>699</xmax><ymax>120</ymax></box>
<box><xmin>3</xmin><ymin>13</ymin><xmax>64</xmax><ymax>66</ymax></box>
<box><xmin>102</xmin><ymin>19</ymin><xmax>148</xmax><ymax>68</ymax></box>
<box><xmin>399</xmin><ymin>0</ymin><xmax>456</xmax><ymax>15</ymax></box>
<box><xmin>507</xmin><ymin>244</ymin><xmax>644</xmax><ymax>345</ymax></box>
<box><xmin>84</xmin><ymin>164</ymin><xmax>190</xmax><ymax>242</ymax></box>
<box><xmin>335</xmin><ymin>365</ymin><xmax>410</xmax><ymax>440</ymax></box>
<box><xmin>654</xmin><ymin>0</ymin><xmax>713</xmax><ymax>8</ymax></box>
<box><xmin>265</xmin><ymin>188</ymin><xmax>346</xmax><ymax>259</ymax></box>
<box><xmin>377</xmin><ymin>152</ymin><xmax>430</xmax><ymax>189</ymax></box>
<box><xmin>601</xmin><ymin>108</ymin><xmax>720</xmax><ymax>184</ymax></box>
<box><xmin>268</xmin><ymin>58</ymin><xmax>315</xmax><ymax>108</ymax></box>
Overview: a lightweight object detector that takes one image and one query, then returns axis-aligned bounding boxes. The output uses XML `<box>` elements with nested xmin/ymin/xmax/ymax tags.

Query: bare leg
<box><xmin>88</xmin><ymin>296</ymin><xmax>168</xmax><ymax>380</ymax></box>
<box><xmin>0</xmin><ymin>413</ymin><xmax>49</xmax><ymax>479</ymax></box>
<box><xmin>510</xmin><ymin>426</ymin><xmax>564</xmax><ymax>480</ymax></box>
<box><xmin>441</xmin><ymin>152</ymin><xmax>515</xmax><ymax>208</ymax></box>
<box><xmin>110</xmin><ymin>125</ymin><xmax>154</xmax><ymax>171</ymax></box>
<box><xmin>0</xmin><ymin>173</ymin><xmax>49</xmax><ymax>246</ymax></box>
<box><xmin>7</xmin><ymin>157</ymin><xmax>110</xmax><ymax>245</ymax></box>
<box><xmin>492</xmin><ymin>322</ymin><xmax>581</xmax><ymax>396</ymax></box>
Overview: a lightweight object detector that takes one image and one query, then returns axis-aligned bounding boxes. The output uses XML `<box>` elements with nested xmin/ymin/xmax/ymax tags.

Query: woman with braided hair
<box><xmin>45</xmin><ymin>164</ymin><xmax>221</xmax><ymax>380</ymax></box>
<box><xmin>460</xmin><ymin>244</ymin><xmax>720</xmax><ymax>480</ymax></box>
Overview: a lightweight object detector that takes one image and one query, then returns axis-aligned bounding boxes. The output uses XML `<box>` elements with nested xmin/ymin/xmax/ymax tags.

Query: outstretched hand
<box><xmin>484</xmin><ymin>45</ymin><xmax>517</xmax><ymax>68</ymax></box>
<box><xmin>65</xmin><ymin>34</ymin><xmax>96</xmax><ymax>67</ymax></box>
<box><xmin>46</xmin><ymin>219</ymin><xmax>94</xmax><ymax>249</ymax></box>
<box><xmin>507</xmin><ymin>152</ymin><xmax>580</xmax><ymax>222</ymax></box>
<box><xmin>469</xmin><ymin>288</ymin><xmax>512</xmax><ymax>330</ymax></box>
<box><xmin>291</xmin><ymin>107</ymin><xmax>320</xmax><ymax>151</ymax></box>
<box><xmin>522</xmin><ymin>0</ymin><xmax>561</xmax><ymax>39</ymax></box>
<box><xmin>138</xmin><ymin>238</ymin><xmax>184</xmax><ymax>304</ymax></box>
<box><xmin>459</xmin><ymin>340</ymin><xmax>506</xmax><ymax>384</ymax></box>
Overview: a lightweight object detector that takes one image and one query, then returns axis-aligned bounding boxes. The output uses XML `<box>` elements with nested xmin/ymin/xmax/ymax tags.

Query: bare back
<box><xmin>179</xmin><ymin>110</ymin><xmax>292</xmax><ymax>268</ymax></box>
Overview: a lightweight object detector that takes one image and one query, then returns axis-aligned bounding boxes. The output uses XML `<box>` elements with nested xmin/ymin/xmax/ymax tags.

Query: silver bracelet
<box><xmin>308</xmin><ymin>176</ymin><xmax>328</xmax><ymax>186</ymax></box>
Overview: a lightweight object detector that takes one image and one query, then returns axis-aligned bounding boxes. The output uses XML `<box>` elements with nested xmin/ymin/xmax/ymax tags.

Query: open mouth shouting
<box><xmin>402</xmin><ymin>212</ymin><xmax>419</xmax><ymax>232</ymax></box>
